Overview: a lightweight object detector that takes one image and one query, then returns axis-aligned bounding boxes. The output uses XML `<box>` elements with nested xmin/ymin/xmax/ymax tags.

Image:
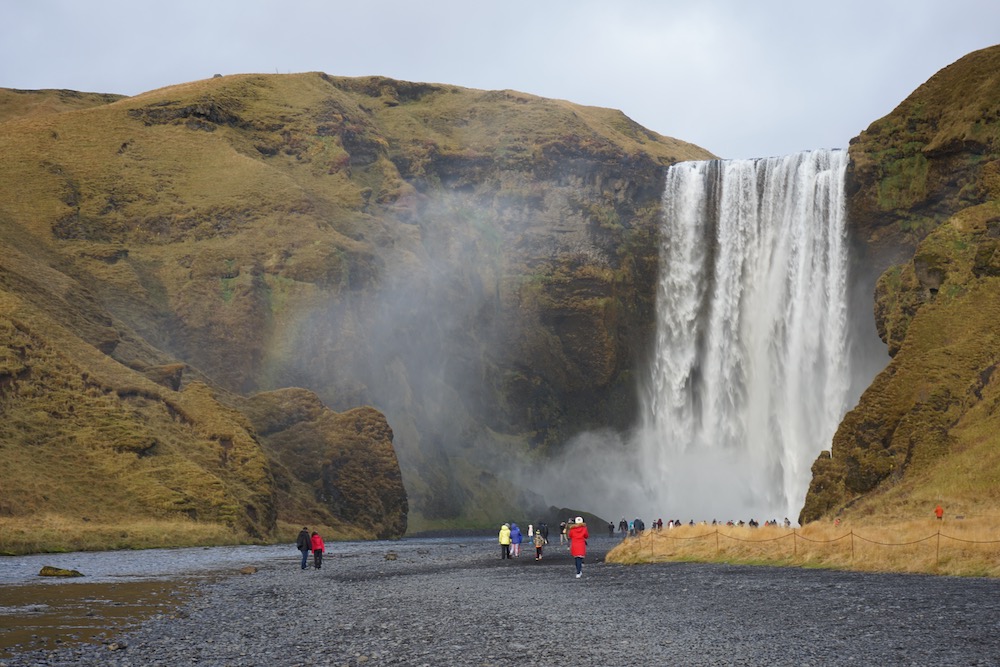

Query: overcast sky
<box><xmin>3</xmin><ymin>1</ymin><xmax>998</xmax><ymax>159</ymax></box>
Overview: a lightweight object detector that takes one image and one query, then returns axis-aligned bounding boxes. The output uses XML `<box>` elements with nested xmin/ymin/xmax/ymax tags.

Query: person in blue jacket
<box><xmin>510</xmin><ymin>522</ymin><xmax>523</xmax><ymax>557</ymax></box>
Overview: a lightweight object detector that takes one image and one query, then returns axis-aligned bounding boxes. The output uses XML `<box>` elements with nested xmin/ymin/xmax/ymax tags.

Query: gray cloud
<box><xmin>2</xmin><ymin>1</ymin><xmax>998</xmax><ymax>157</ymax></box>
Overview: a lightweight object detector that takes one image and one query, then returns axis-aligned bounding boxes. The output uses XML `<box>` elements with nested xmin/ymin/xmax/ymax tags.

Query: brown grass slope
<box><xmin>802</xmin><ymin>45</ymin><xmax>1000</xmax><ymax>525</ymax></box>
<box><xmin>0</xmin><ymin>77</ymin><xmax>419</xmax><ymax>550</ymax></box>
<box><xmin>0</xmin><ymin>88</ymin><xmax>125</xmax><ymax>125</ymax></box>
<box><xmin>608</xmin><ymin>521</ymin><xmax>1000</xmax><ymax>577</ymax></box>
<box><xmin>0</xmin><ymin>231</ymin><xmax>401</xmax><ymax>551</ymax></box>
<box><xmin>0</xmin><ymin>72</ymin><xmax>710</xmax><ymax>545</ymax></box>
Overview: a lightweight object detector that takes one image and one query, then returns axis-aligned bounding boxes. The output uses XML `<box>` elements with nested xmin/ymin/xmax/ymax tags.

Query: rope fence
<box><xmin>628</xmin><ymin>528</ymin><xmax>1000</xmax><ymax>566</ymax></box>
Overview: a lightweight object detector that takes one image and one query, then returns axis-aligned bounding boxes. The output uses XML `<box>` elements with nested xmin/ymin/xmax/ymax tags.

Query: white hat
<box><xmin>575</xmin><ymin>516</ymin><xmax>584</xmax><ymax>524</ymax></box>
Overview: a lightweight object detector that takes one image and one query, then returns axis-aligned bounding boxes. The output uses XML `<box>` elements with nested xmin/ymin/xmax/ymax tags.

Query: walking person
<box><xmin>296</xmin><ymin>526</ymin><xmax>311</xmax><ymax>570</ymax></box>
<box><xmin>499</xmin><ymin>523</ymin><xmax>512</xmax><ymax>559</ymax></box>
<box><xmin>510</xmin><ymin>522</ymin><xmax>523</xmax><ymax>557</ymax></box>
<box><xmin>311</xmin><ymin>531</ymin><xmax>325</xmax><ymax>569</ymax></box>
<box><xmin>568</xmin><ymin>516</ymin><xmax>589</xmax><ymax>578</ymax></box>
<box><xmin>534</xmin><ymin>529</ymin><xmax>545</xmax><ymax>560</ymax></box>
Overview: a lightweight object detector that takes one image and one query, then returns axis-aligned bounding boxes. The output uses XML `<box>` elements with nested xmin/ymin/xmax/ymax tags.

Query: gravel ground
<box><xmin>3</xmin><ymin>536</ymin><xmax>999</xmax><ymax>667</ymax></box>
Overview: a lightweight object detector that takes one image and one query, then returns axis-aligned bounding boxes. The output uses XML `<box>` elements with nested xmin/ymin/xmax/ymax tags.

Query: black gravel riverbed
<box><xmin>3</xmin><ymin>536</ymin><xmax>998</xmax><ymax>666</ymax></box>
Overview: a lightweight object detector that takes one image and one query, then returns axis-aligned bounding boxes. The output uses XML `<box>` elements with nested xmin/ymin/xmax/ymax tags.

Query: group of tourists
<box><xmin>614</xmin><ymin>516</ymin><xmax>795</xmax><ymax>537</ymax></box>
<box><xmin>499</xmin><ymin>521</ymin><xmax>552</xmax><ymax>561</ymax></box>
<box><xmin>499</xmin><ymin>517</ymin><xmax>589</xmax><ymax>577</ymax></box>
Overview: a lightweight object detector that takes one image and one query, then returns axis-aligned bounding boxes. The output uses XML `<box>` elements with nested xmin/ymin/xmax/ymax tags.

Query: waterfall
<box><xmin>641</xmin><ymin>149</ymin><xmax>852</xmax><ymax>522</ymax></box>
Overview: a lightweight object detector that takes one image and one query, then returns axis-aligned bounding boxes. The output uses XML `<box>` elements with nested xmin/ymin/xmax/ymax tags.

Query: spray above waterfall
<box><xmin>640</xmin><ymin>149</ymin><xmax>853</xmax><ymax>521</ymax></box>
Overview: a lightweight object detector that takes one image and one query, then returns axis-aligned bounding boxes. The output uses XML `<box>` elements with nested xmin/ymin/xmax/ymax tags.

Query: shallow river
<box><xmin>2</xmin><ymin>543</ymin><xmax>296</xmax><ymax>586</ymax></box>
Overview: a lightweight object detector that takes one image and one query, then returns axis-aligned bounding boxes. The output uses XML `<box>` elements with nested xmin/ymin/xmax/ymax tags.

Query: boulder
<box><xmin>39</xmin><ymin>566</ymin><xmax>84</xmax><ymax>577</ymax></box>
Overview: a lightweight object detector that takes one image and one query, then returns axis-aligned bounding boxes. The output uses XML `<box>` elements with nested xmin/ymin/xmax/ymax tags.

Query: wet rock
<box><xmin>38</xmin><ymin>566</ymin><xmax>84</xmax><ymax>578</ymax></box>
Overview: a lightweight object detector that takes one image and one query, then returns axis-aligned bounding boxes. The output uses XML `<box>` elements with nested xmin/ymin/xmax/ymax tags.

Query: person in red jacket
<box><xmin>310</xmin><ymin>531</ymin><xmax>325</xmax><ymax>569</ymax></box>
<box><xmin>568</xmin><ymin>516</ymin><xmax>589</xmax><ymax>578</ymax></box>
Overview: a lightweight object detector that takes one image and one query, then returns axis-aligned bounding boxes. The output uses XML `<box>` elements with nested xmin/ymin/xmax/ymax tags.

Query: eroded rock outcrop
<box><xmin>243</xmin><ymin>388</ymin><xmax>408</xmax><ymax>539</ymax></box>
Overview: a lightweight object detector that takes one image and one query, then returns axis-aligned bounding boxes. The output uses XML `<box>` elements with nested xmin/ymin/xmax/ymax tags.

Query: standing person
<box><xmin>510</xmin><ymin>522</ymin><xmax>523</xmax><ymax>557</ymax></box>
<box><xmin>311</xmin><ymin>531</ymin><xmax>325</xmax><ymax>569</ymax></box>
<box><xmin>618</xmin><ymin>517</ymin><xmax>627</xmax><ymax>537</ymax></box>
<box><xmin>534</xmin><ymin>528</ymin><xmax>545</xmax><ymax>560</ymax></box>
<box><xmin>499</xmin><ymin>523</ymin><xmax>512</xmax><ymax>559</ymax></box>
<box><xmin>540</xmin><ymin>522</ymin><xmax>549</xmax><ymax>544</ymax></box>
<box><xmin>935</xmin><ymin>504</ymin><xmax>944</xmax><ymax>521</ymax></box>
<box><xmin>296</xmin><ymin>527</ymin><xmax>311</xmax><ymax>570</ymax></box>
<box><xmin>568</xmin><ymin>516</ymin><xmax>589</xmax><ymax>578</ymax></box>
<box><xmin>559</xmin><ymin>521</ymin><xmax>567</xmax><ymax>545</ymax></box>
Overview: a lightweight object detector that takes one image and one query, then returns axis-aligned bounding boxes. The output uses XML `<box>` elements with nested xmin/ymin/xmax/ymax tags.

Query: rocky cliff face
<box><xmin>0</xmin><ymin>74</ymin><xmax>712</xmax><ymax>538</ymax></box>
<box><xmin>801</xmin><ymin>45</ymin><xmax>1000</xmax><ymax>524</ymax></box>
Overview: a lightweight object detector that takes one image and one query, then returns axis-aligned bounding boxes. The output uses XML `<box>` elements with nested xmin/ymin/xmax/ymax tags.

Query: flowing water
<box><xmin>638</xmin><ymin>149</ymin><xmax>854</xmax><ymax>522</ymax></box>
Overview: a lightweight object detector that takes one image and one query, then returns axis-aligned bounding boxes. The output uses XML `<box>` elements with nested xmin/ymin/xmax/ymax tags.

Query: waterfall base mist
<box><xmin>525</xmin><ymin>428</ymin><xmax>771</xmax><ymax>524</ymax></box>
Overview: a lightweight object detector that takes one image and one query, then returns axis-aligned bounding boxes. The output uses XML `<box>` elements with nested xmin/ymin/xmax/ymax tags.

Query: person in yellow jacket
<box><xmin>499</xmin><ymin>523</ymin><xmax>512</xmax><ymax>560</ymax></box>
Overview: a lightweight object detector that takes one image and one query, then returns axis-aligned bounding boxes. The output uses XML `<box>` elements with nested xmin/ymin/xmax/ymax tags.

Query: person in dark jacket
<box><xmin>311</xmin><ymin>531</ymin><xmax>325</xmax><ymax>569</ymax></box>
<box><xmin>296</xmin><ymin>527</ymin><xmax>311</xmax><ymax>570</ymax></box>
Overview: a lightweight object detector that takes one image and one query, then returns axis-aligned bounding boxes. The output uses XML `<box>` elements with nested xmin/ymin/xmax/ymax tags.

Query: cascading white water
<box><xmin>641</xmin><ymin>149</ymin><xmax>852</xmax><ymax>522</ymax></box>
